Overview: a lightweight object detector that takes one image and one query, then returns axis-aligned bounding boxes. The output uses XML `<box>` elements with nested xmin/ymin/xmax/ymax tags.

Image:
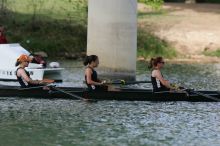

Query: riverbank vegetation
<box><xmin>138</xmin><ymin>28</ymin><xmax>176</xmax><ymax>58</ymax></box>
<box><xmin>1</xmin><ymin>0</ymin><xmax>88</xmax><ymax>57</ymax></box>
<box><xmin>0</xmin><ymin>0</ymin><xmax>175</xmax><ymax>58</ymax></box>
<box><xmin>1</xmin><ymin>0</ymin><xmax>219</xmax><ymax>59</ymax></box>
<box><xmin>204</xmin><ymin>49</ymin><xmax>220</xmax><ymax>57</ymax></box>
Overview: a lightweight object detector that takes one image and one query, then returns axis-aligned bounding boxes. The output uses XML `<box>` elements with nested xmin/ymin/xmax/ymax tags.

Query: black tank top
<box><xmin>85</xmin><ymin>67</ymin><xmax>99</xmax><ymax>91</ymax></box>
<box><xmin>16</xmin><ymin>67</ymin><xmax>36</xmax><ymax>88</ymax></box>
<box><xmin>151</xmin><ymin>70</ymin><xmax>169</xmax><ymax>92</ymax></box>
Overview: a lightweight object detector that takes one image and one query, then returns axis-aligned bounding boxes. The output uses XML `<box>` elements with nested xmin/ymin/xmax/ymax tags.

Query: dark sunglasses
<box><xmin>159</xmin><ymin>61</ymin><xmax>165</xmax><ymax>64</ymax></box>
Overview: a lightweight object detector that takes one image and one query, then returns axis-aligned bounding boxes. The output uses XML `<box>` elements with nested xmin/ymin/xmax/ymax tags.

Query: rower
<box><xmin>84</xmin><ymin>55</ymin><xmax>107</xmax><ymax>91</ymax></box>
<box><xmin>15</xmin><ymin>54</ymin><xmax>54</xmax><ymax>88</ymax></box>
<box><xmin>149</xmin><ymin>57</ymin><xmax>175</xmax><ymax>92</ymax></box>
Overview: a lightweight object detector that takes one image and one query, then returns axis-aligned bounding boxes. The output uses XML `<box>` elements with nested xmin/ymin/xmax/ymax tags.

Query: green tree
<box><xmin>0</xmin><ymin>0</ymin><xmax>7</xmax><ymax>13</ymax></box>
<box><xmin>28</xmin><ymin>0</ymin><xmax>45</xmax><ymax>27</ymax></box>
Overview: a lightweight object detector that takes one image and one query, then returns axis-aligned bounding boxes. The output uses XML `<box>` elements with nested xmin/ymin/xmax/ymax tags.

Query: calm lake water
<box><xmin>0</xmin><ymin>61</ymin><xmax>220</xmax><ymax>146</ymax></box>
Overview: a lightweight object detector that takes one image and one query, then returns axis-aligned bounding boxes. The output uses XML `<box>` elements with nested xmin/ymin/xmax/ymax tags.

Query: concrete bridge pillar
<box><xmin>87</xmin><ymin>0</ymin><xmax>137</xmax><ymax>80</ymax></box>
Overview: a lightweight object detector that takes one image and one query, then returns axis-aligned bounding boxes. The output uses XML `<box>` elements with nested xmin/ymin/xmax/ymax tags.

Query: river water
<box><xmin>0</xmin><ymin>61</ymin><xmax>219</xmax><ymax>146</ymax></box>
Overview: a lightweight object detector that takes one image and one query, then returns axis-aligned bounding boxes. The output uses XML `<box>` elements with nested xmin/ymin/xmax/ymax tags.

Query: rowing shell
<box><xmin>0</xmin><ymin>85</ymin><xmax>219</xmax><ymax>102</ymax></box>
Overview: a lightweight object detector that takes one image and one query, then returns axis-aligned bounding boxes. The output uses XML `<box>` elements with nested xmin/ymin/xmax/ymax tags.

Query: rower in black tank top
<box><xmin>84</xmin><ymin>55</ymin><xmax>108</xmax><ymax>91</ymax></box>
<box><xmin>15</xmin><ymin>54</ymin><xmax>54</xmax><ymax>88</ymax></box>
<box><xmin>151</xmin><ymin>70</ymin><xmax>169</xmax><ymax>92</ymax></box>
<box><xmin>85</xmin><ymin>67</ymin><xmax>108</xmax><ymax>91</ymax></box>
<box><xmin>149</xmin><ymin>57</ymin><xmax>174</xmax><ymax>92</ymax></box>
<box><xmin>85</xmin><ymin>67</ymin><xmax>101</xmax><ymax>91</ymax></box>
<box><xmin>16</xmin><ymin>67</ymin><xmax>38</xmax><ymax>88</ymax></box>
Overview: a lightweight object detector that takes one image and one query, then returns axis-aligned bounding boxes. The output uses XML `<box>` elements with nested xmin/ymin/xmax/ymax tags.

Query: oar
<box><xmin>18</xmin><ymin>85</ymin><xmax>56</xmax><ymax>90</ymax></box>
<box><xmin>51</xmin><ymin>86</ymin><xmax>97</xmax><ymax>102</ymax></box>
<box><xmin>189</xmin><ymin>89</ymin><xmax>220</xmax><ymax>102</ymax></box>
<box><xmin>170</xmin><ymin>84</ymin><xmax>220</xmax><ymax>102</ymax></box>
<box><xmin>181</xmin><ymin>86</ymin><xmax>220</xmax><ymax>102</ymax></box>
<box><xmin>106</xmin><ymin>80</ymin><xmax>151</xmax><ymax>85</ymax></box>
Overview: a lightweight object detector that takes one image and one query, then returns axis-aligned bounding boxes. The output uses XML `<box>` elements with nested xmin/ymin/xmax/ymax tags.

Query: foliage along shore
<box><xmin>0</xmin><ymin>0</ymin><xmax>219</xmax><ymax>59</ymax></box>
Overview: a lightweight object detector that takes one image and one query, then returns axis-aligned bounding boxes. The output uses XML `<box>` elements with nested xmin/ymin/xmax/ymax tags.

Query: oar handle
<box><xmin>42</xmin><ymin>79</ymin><xmax>55</xmax><ymax>84</ymax></box>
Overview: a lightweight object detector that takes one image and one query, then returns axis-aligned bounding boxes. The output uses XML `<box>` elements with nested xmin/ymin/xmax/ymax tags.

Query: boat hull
<box><xmin>0</xmin><ymin>86</ymin><xmax>219</xmax><ymax>102</ymax></box>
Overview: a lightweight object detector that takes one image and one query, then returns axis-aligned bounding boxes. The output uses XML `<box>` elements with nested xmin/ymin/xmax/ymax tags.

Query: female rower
<box><xmin>15</xmin><ymin>54</ymin><xmax>54</xmax><ymax>88</ymax></box>
<box><xmin>149</xmin><ymin>57</ymin><xmax>175</xmax><ymax>92</ymax></box>
<box><xmin>84</xmin><ymin>55</ymin><xmax>107</xmax><ymax>91</ymax></box>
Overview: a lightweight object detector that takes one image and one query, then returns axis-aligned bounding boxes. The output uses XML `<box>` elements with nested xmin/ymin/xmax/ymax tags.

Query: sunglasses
<box><xmin>159</xmin><ymin>61</ymin><xmax>165</xmax><ymax>64</ymax></box>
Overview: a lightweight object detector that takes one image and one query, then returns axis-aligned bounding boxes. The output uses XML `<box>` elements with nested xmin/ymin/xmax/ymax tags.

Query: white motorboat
<box><xmin>0</xmin><ymin>43</ymin><xmax>63</xmax><ymax>82</ymax></box>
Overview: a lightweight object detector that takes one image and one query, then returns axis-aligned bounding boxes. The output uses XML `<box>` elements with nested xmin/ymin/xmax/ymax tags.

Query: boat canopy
<box><xmin>0</xmin><ymin>44</ymin><xmax>30</xmax><ymax>68</ymax></box>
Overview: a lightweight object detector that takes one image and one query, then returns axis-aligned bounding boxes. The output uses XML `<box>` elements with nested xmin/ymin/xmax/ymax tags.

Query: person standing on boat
<box><xmin>15</xmin><ymin>54</ymin><xmax>54</xmax><ymax>88</ymax></box>
<box><xmin>31</xmin><ymin>53</ymin><xmax>47</xmax><ymax>68</ymax></box>
<box><xmin>84</xmin><ymin>55</ymin><xmax>107</xmax><ymax>91</ymax></box>
<box><xmin>149</xmin><ymin>57</ymin><xmax>174</xmax><ymax>92</ymax></box>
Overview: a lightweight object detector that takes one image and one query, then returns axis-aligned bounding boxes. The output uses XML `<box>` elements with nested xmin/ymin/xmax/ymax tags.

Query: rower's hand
<box><xmin>42</xmin><ymin>79</ymin><xmax>55</xmax><ymax>84</ymax></box>
<box><xmin>170</xmin><ymin>83</ymin><xmax>180</xmax><ymax>90</ymax></box>
<box><xmin>39</xmin><ymin>79</ymin><xmax>55</xmax><ymax>86</ymax></box>
<box><xmin>101</xmin><ymin>80</ymin><xmax>107</xmax><ymax>84</ymax></box>
<box><xmin>120</xmin><ymin>80</ymin><xmax>126</xmax><ymax>85</ymax></box>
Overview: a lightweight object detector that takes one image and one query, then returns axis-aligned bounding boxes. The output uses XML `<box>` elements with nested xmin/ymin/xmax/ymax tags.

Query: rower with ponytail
<box><xmin>149</xmin><ymin>56</ymin><xmax>175</xmax><ymax>92</ymax></box>
<box><xmin>83</xmin><ymin>55</ymin><xmax>98</xmax><ymax>66</ymax></box>
<box><xmin>15</xmin><ymin>59</ymin><xmax>21</xmax><ymax>67</ymax></box>
<box><xmin>148</xmin><ymin>57</ymin><xmax>163</xmax><ymax>69</ymax></box>
<box><xmin>84</xmin><ymin>55</ymin><xmax>107</xmax><ymax>91</ymax></box>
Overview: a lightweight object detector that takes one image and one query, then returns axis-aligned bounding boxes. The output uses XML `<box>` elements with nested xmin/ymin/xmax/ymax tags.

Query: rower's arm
<box><xmin>155</xmin><ymin>71</ymin><xmax>172</xmax><ymax>89</ymax></box>
<box><xmin>18</xmin><ymin>69</ymin><xmax>41</xmax><ymax>85</ymax></box>
<box><xmin>85</xmin><ymin>69</ymin><xmax>102</xmax><ymax>86</ymax></box>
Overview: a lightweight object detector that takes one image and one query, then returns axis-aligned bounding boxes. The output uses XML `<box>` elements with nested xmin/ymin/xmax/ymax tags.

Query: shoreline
<box><xmin>137</xmin><ymin>55</ymin><xmax>220</xmax><ymax>64</ymax></box>
<box><xmin>51</xmin><ymin>55</ymin><xmax>220</xmax><ymax>64</ymax></box>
